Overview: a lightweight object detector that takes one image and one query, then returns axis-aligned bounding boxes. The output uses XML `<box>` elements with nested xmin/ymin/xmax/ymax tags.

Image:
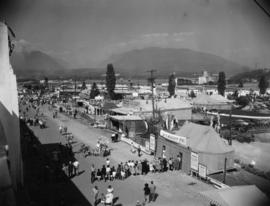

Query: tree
<box><xmin>44</xmin><ymin>76</ymin><xmax>49</xmax><ymax>88</ymax></box>
<box><xmin>106</xmin><ymin>64</ymin><xmax>116</xmax><ymax>99</ymax></box>
<box><xmin>90</xmin><ymin>82</ymin><xmax>100</xmax><ymax>99</ymax></box>
<box><xmin>189</xmin><ymin>90</ymin><xmax>196</xmax><ymax>98</ymax></box>
<box><xmin>217</xmin><ymin>72</ymin><xmax>226</xmax><ymax>96</ymax></box>
<box><xmin>81</xmin><ymin>81</ymin><xmax>87</xmax><ymax>90</ymax></box>
<box><xmin>238</xmin><ymin>80</ymin><xmax>243</xmax><ymax>88</ymax></box>
<box><xmin>167</xmin><ymin>72</ymin><xmax>176</xmax><ymax>97</ymax></box>
<box><xmin>258</xmin><ymin>76</ymin><xmax>269</xmax><ymax>95</ymax></box>
<box><xmin>236</xmin><ymin>96</ymin><xmax>250</xmax><ymax>107</ymax></box>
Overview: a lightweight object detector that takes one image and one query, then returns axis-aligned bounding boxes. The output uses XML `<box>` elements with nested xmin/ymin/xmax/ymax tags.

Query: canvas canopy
<box><xmin>176</xmin><ymin>122</ymin><xmax>233</xmax><ymax>154</ymax></box>
<box><xmin>193</xmin><ymin>94</ymin><xmax>232</xmax><ymax>110</ymax></box>
<box><xmin>175</xmin><ymin>122</ymin><xmax>234</xmax><ymax>174</ymax></box>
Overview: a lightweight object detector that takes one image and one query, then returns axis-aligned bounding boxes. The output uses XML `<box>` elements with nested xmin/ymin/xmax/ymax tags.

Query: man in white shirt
<box><xmin>105</xmin><ymin>192</ymin><xmax>113</xmax><ymax>206</ymax></box>
<box><xmin>73</xmin><ymin>160</ymin><xmax>80</xmax><ymax>175</ymax></box>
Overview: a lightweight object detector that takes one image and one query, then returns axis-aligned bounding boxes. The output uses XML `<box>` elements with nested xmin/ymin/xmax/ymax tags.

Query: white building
<box><xmin>0</xmin><ymin>22</ymin><xmax>23</xmax><ymax>205</ymax></box>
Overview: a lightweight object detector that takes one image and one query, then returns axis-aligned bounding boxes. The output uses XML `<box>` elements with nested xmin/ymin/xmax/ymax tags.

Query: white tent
<box><xmin>176</xmin><ymin>122</ymin><xmax>234</xmax><ymax>174</ymax></box>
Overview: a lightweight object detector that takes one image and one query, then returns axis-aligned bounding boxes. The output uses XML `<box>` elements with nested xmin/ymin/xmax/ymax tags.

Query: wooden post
<box><xmin>229</xmin><ymin>108</ymin><xmax>232</xmax><ymax>145</ymax></box>
<box><xmin>223</xmin><ymin>157</ymin><xmax>227</xmax><ymax>184</ymax></box>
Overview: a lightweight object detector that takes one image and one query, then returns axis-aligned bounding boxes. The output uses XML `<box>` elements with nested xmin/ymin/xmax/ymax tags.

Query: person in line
<box><xmin>106</xmin><ymin>158</ymin><xmax>110</xmax><ymax>166</ymax></box>
<box><xmin>73</xmin><ymin>160</ymin><xmax>80</xmax><ymax>176</ymax></box>
<box><xmin>168</xmin><ymin>158</ymin><xmax>173</xmax><ymax>171</ymax></box>
<box><xmin>96</xmin><ymin>169</ymin><xmax>102</xmax><ymax>181</ymax></box>
<box><xmin>101</xmin><ymin>165</ymin><xmax>106</xmax><ymax>181</ymax></box>
<box><xmin>106</xmin><ymin>165</ymin><xmax>111</xmax><ymax>181</ymax></box>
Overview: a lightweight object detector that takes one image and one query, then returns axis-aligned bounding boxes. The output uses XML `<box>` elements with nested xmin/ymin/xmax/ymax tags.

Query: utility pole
<box><xmin>74</xmin><ymin>77</ymin><xmax>77</xmax><ymax>94</ymax></box>
<box><xmin>229</xmin><ymin>107</ymin><xmax>232</xmax><ymax>145</ymax></box>
<box><xmin>223</xmin><ymin>157</ymin><xmax>227</xmax><ymax>184</ymax></box>
<box><xmin>147</xmin><ymin>69</ymin><xmax>156</xmax><ymax>119</ymax></box>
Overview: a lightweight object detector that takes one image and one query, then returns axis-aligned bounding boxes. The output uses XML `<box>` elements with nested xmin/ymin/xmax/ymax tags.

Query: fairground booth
<box><xmin>193</xmin><ymin>94</ymin><xmax>233</xmax><ymax>111</ymax></box>
<box><xmin>156</xmin><ymin>122</ymin><xmax>234</xmax><ymax>176</ymax></box>
<box><xmin>106</xmin><ymin>115</ymin><xmax>148</xmax><ymax>146</ymax></box>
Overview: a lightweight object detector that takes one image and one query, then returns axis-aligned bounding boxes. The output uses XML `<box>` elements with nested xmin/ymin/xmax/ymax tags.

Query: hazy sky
<box><xmin>1</xmin><ymin>0</ymin><xmax>270</xmax><ymax>68</ymax></box>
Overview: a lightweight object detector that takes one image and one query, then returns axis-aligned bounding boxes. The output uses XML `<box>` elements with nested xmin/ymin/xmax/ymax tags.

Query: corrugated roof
<box><xmin>175</xmin><ymin>122</ymin><xmax>234</xmax><ymax>154</ymax></box>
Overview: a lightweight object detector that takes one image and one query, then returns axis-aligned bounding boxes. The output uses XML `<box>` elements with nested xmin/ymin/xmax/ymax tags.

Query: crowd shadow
<box><xmin>20</xmin><ymin>120</ymin><xmax>92</xmax><ymax>206</ymax></box>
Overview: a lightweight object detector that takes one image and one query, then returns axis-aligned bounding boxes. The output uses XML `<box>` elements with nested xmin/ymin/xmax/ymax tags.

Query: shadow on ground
<box><xmin>18</xmin><ymin>120</ymin><xmax>92</xmax><ymax>206</ymax></box>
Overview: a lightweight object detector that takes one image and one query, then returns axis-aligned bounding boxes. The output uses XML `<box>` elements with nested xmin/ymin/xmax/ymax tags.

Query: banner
<box><xmin>191</xmin><ymin>152</ymin><xmax>199</xmax><ymax>171</ymax></box>
<box><xmin>149</xmin><ymin>134</ymin><xmax>156</xmax><ymax>151</ymax></box>
<box><xmin>160</xmin><ymin>130</ymin><xmax>187</xmax><ymax>146</ymax></box>
<box><xmin>145</xmin><ymin>141</ymin><xmax>150</xmax><ymax>151</ymax></box>
<box><xmin>198</xmin><ymin>164</ymin><xmax>207</xmax><ymax>179</ymax></box>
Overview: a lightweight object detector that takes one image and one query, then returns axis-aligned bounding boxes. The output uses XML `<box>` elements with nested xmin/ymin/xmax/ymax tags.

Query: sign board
<box><xmin>160</xmin><ymin>130</ymin><xmax>187</xmax><ymax>146</ymax></box>
<box><xmin>149</xmin><ymin>134</ymin><xmax>156</xmax><ymax>151</ymax></box>
<box><xmin>198</xmin><ymin>164</ymin><xmax>207</xmax><ymax>179</ymax></box>
<box><xmin>191</xmin><ymin>152</ymin><xmax>199</xmax><ymax>171</ymax></box>
<box><xmin>145</xmin><ymin>141</ymin><xmax>150</xmax><ymax>151</ymax></box>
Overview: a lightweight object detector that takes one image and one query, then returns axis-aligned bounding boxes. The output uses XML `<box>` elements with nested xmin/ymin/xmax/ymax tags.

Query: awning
<box><xmin>110</xmin><ymin>115</ymin><xmax>143</xmax><ymax>121</ymax></box>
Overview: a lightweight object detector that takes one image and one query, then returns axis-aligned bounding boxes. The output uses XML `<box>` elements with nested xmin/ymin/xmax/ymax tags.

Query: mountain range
<box><xmin>11</xmin><ymin>46</ymin><xmax>249</xmax><ymax>80</ymax></box>
<box><xmin>104</xmin><ymin>47</ymin><xmax>248</xmax><ymax>78</ymax></box>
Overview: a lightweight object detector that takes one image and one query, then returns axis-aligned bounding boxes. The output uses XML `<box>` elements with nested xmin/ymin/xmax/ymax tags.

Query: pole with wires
<box><xmin>147</xmin><ymin>69</ymin><xmax>156</xmax><ymax>120</ymax></box>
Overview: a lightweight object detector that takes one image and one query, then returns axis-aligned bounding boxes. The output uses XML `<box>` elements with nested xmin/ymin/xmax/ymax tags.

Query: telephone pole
<box><xmin>147</xmin><ymin>69</ymin><xmax>156</xmax><ymax>119</ymax></box>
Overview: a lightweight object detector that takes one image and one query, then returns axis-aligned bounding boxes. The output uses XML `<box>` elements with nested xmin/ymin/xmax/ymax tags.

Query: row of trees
<box><xmin>167</xmin><ymin>71</ymin><xmax>269</xmax><ymax>98</ymax></box>
<box><xmin>166</xmin><ymin>71</ymin><xmax>228</xmax><ymax>97</ymax></box>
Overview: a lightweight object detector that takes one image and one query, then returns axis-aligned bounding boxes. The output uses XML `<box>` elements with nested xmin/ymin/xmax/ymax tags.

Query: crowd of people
<box><xmin>89</xmin><ymin>155</ymin><xmax>182</xmax><ymax>185</ymax></box>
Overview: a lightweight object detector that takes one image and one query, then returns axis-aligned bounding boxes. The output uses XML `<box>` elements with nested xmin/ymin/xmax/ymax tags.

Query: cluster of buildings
<box><xmin>51</xmin><ymin>79</ymin><xmax>235</xmax><ymax>178</ymax></box>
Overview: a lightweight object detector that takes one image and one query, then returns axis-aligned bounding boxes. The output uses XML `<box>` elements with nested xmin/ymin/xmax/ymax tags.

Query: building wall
<box><xmin>156</xmin><ymin>136</ymin><xmax>191</xmax><ymax>174</ymax></box>
<box><xmin>0</xmin><ymin>22</ymin><xmax>23</xmax><ymax>191</ymax></box>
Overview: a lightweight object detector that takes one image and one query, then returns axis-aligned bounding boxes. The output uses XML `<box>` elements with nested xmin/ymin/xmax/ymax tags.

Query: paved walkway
<box><xmin>24</xmin><ymin>104</ymin><xmax>213</xmax><ymax>206</ymax></box>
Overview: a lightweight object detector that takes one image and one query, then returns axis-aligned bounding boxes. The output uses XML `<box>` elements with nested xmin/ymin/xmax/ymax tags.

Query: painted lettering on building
<box><xmin>160</xmin><ymin>130</ymin><xmax>187</xmax><ymax>146</ymax></box>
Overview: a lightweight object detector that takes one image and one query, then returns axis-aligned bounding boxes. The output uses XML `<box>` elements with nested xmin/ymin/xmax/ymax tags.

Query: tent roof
<box><xmin>193</xmin><ymin>94</ymin><xmax>231</xmax><ymax>105</ymax></box>
<box><xmin>200</xmin><ymin>185</ymin><xmax>269</xmax><ymax>206</ymax></box>
<box><xmin>175</xmin><ymin>122</ymin><xmax>234</xmax><ymax>154</ymax></box>
<box><xmin>110</xmin><ymin>115</ymin><xmax>143</xmax><ymax>121</ymax></box>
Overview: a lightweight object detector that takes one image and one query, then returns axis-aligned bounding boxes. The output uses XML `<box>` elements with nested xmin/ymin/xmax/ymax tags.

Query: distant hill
<box><xmin>11</xmin><ymin>48</ymin><xmax>65</xmax><ymax>79</ymax></box>
<box><xmin>103</xmin><ymin>47</ymin><xmax>248</xmax><ymax>78</ymax></box>
<box><xmin>229</xmin><ymin>69</ymin><xmax>270</xmax><ymax>83</ymax></box>
<box><xmin>11</xmin><ymin>46</ymin><xmax>251</xmax><ymax>80</ymax></box>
